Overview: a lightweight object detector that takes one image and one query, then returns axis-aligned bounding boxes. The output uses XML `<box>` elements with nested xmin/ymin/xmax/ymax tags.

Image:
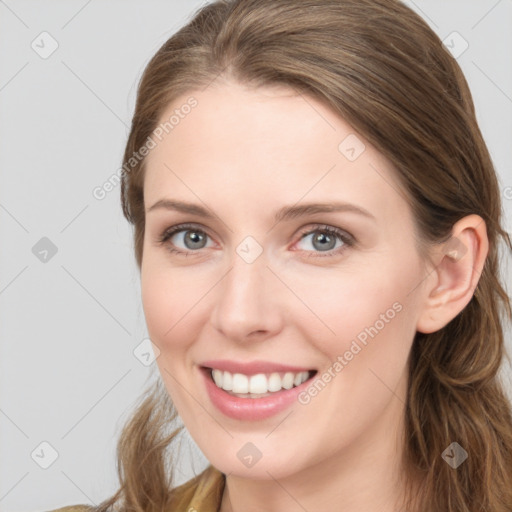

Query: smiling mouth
<box><xmin>202</xmin><ymin>366</ymin><xmax>318</xmax><ymax>398</ymax></box>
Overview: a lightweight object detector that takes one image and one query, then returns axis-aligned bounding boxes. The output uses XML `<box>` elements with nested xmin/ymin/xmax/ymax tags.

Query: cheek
<box><xmin>141</xmin><ymin>267</ymin><xmax>203</xmax><ymax>407</ymax></box>
<box><xmin>140</xmin><ymin>261</ymin><xmax>213</xmax><ymax>354</ymax></box>
<box><xmin>293</xmin><ymin>267</ymin><xmax>419</xmax><ymax>433</ymax></box>
<box><xmin>141</xmin><ymin>262</ymin><xmax>184</xmax><ymax>350</ymax></box>
<box><xmin>288</xmin><ymin>256</ymin><xmax>422</xmax><ymax>359</ymax></box>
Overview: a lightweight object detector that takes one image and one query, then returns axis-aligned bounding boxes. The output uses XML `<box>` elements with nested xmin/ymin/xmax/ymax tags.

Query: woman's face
<box><xmin>141</xmin><ymin>80</ymin><xmax>431</xmax><ymax>479</ymax></box>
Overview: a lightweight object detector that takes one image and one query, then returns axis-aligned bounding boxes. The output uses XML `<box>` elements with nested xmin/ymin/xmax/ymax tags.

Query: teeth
<box><xmin>223</xmin><ymin>371</ymin><xmax>233</xmax><ymax>391</ymax></box>
<box><xmin>293</xmin><ymin>372</ymin><xmax>303</xmax><ymax>386</ymax></box>
<box><xmin>233</xmin><ymin>373</ymin><xmax>249</xmax><ymax>393</ymax></box>
<box><xmin>210</xmin><ymin>369</ymin><xmax>311</xmax><ymax>395</ymax></box>
<box><xmin>249</xmin><ymin>373</ymin><xmax>267</xmax><ymax>394</ymax></box>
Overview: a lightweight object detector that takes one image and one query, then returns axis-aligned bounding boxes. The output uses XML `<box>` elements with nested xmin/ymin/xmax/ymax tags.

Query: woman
<box><xmin>51</xmin><ymin>0</ymin><xmax>512</xmax><ymax>510</ymax></box>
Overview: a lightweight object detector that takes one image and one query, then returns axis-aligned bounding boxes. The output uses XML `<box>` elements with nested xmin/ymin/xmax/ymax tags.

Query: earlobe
<box><xmin>416</xmin><ymin>214</ymin><xmax>489</xmax><ymax>334</ymax></box>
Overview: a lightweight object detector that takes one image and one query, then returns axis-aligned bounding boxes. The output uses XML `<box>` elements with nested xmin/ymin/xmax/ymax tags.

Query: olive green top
<box><xmin>48</xmin><ymin>508</ymin><xmax>91</xmax><ymax>512</ymax></box>
<box><xmin>47</xmin><ymin>465</ymin><xmax>226</xmax><ymax>512</ymax></box>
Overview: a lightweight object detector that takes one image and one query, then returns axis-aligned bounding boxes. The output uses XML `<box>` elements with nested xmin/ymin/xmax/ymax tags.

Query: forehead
<box><xmin>143</xmin><ymin>80</ymin><xmax>412</xmax><ymax>227</ymax></box>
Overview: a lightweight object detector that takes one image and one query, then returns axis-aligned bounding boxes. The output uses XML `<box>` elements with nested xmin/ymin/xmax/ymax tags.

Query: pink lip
<box><xmin>199</xmin><ymin>366</ymin><xmax>316</xmax><ymax>421</ymax></box>
<box><xmin>200</xmin><ymin>359</ymin><xmax>315</xmax><ymax>376</ymax></box>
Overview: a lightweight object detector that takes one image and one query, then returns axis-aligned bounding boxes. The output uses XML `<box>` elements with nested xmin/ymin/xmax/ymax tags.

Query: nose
<box><xmin>210</xmin><ymin>249</ymin><xmax>284</xmax><ymax>343</ymax></box>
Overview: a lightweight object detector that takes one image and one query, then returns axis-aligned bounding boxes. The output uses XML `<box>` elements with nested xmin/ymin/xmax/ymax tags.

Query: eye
<box><xmin>156</xmin><ymin>223</ymin><xmax>355</xmax><ymax>258</ymax></box>
<box><xmin>293</xmin><ymin>225</ymin><xmax>354</xmax><ymax>257</ymax></box>
<box><xmin>156</xmin><ymin>223</ymin><xmax>214</xmax><ymax>255</ymax></box>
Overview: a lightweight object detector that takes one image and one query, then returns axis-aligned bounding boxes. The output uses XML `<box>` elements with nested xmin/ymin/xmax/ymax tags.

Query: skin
<box><xmin>140</xmin><ymin>79</ymin><xmax>488</xmax><ymax>512</ymax></box>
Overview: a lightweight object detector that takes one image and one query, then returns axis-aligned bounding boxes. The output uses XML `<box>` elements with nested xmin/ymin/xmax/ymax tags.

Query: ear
<box><xmin>416</xmin><ymin>214</ymin><xmax>489</xmax><ymax>334</ymax></box>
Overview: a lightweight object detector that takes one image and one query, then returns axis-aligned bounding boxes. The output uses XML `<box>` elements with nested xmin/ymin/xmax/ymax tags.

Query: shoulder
<box><xmin>45</xmin><ymin>506</ymin><xmax>93</xmax><ymax>512</ymax></box>
<box><xmin>169</xmin><ymin>464</ymin><xmax>225</xmax><ymax>511</ymax></box>
<box><xmin>42</xmin><ymin>466</ymin><xmax>225</xmax><ymax>512</ymax></box>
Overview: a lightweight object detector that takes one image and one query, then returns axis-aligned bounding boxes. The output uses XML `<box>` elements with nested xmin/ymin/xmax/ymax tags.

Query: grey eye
<box><xmin>297</xmin><ymin>231</ymin><xmax>343</xmax><ymax>252</ymax></box>
<box><xmin>173</xmin><ymin>230</ymin><xmax>210</xmax><ymax>250</ymax></box>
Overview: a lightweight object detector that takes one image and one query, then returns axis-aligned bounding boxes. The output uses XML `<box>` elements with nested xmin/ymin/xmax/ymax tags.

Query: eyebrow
<box><xmin>147</xmin><ymin>199</ymin><xmax>376</xmax><ymax>223</ymax></box>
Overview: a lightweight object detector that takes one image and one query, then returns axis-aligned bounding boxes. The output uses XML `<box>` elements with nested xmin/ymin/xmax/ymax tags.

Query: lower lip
<box><xmin>200</xmin><ymin>367</ymin><xmax>316</xmax><ymax>421</ymax></box>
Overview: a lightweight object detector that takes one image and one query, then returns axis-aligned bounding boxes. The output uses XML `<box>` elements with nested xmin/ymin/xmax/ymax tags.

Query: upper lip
<box><xmin>200</xmin><ymin>359</ymin><xmax>316</xmax><ymax>376</ymax></box>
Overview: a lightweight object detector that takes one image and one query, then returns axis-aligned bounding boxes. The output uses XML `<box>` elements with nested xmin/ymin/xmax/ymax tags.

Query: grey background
<box><xmin>1</xmin><ymin>1</ymin><xmax>511</xmax><ymax>510</ymax></box>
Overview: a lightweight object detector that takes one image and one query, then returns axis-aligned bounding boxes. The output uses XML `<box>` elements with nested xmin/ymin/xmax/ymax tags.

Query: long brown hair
<box><xmin>91</xmin><ymin>1</ymin><xmax>512</xmax><ymax>510</ymax></box>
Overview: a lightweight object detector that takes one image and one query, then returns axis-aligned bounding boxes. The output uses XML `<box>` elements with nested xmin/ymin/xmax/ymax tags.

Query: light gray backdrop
<box><xmin>1</xmin><ymin>1</ymin><xmax>511</xmax><ymax>510</ymax></box>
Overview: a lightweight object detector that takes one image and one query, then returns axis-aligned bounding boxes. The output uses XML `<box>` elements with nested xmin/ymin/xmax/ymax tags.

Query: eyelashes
<box><xmin>156</xmin><ymin>222</ymin><xmax>355</xmax><ymax>258</ymax></box>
